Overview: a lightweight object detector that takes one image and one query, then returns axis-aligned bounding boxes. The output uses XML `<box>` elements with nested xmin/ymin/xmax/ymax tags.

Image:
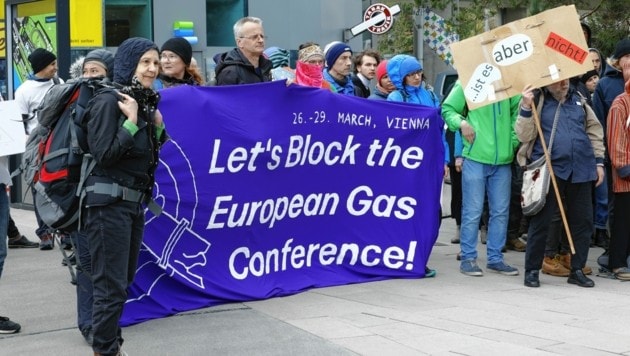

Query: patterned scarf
<box><xmin>298</xmin><ymin>44</ymin><xmax>324</xmax><ymax>63</ymax></box>
<box><xmin>295</xmin><ymin>61</ymin><xmax>325</xmax><ymax>88</ymax></box>
<box><xmin>118</xmin><ymin>76</ymin><xmax>160</xmax><ymax>120</ymax></box>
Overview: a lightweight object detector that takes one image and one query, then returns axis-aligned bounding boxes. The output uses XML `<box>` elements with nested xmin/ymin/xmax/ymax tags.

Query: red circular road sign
<box><xmin>364</xmin><ymin>3</ymin><xmax>394</xmax><ymax>34</ymax></box>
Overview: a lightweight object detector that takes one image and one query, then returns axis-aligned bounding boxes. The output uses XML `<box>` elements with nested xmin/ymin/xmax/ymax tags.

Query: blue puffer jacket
<box><xmin>386</xmin><ymin>54</ymin><xmax>448</xmax><ymax>164</ymax></box>
<box><xmin>386</xmin><ymin>55</ymin><xmax>440</xmax><ymax>107</ymax></box>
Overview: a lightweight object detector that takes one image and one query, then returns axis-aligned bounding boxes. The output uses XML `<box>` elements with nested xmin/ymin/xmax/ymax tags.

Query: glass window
<box><xmin>105</xmin><ymin>0</ymin><xmax>153</xmax><ymax>47</ymax></box>
<box><xmin>206</xmin><ymin>0</ymin><xmax>246</xmax><ymax>46</ymax></box>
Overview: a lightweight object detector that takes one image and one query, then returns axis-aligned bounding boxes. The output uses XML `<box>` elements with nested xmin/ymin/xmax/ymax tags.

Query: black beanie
<box><xmin>580</xmin><ymin>69</ymin><xmax>598</xmax><ymax>84</ymax></box>
<box><xmin>83</xmin><ymin>49</ymin><xmax>115</xmax><ymax>80</ymax></box>
<box><xmin>614</xmin><ymin>38</ymin><xmax>630</xmax><ymax>60</ymax></box>
<box><xmin>28</xmin><ymin>48</ymin><xmax>56</xmax><ymax>74</ymax></box>
<box><xmin>161</xmin><ymin>37</ymin><xmax>192</xmax><ymax>65</ymax></box>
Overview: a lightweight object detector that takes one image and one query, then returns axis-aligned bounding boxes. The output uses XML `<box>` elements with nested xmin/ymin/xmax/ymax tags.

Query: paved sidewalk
<box><xmin>1</xmin><ymin>204</ymin><xmax>629</xmax><ymax>356</ymax></box>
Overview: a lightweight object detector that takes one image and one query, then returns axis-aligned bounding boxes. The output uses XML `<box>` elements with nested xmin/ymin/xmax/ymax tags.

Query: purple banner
<box><xmin>121</xmin><ymin>81</ymin><xmax>444</xmax><ymax>326</ymax></box>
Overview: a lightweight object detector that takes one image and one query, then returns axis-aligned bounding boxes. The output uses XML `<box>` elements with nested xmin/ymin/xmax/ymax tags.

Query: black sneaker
<box><xmin>0</xmin><ymin>316</ymin><xmax>21</xmax><ymax>334</ymax></box>
<box><xmin>8</xmin><ymin>235</ymin><xmax>39</xmax><ymax>248</ymax></box>
<box><xmin>594</xmin><ymin>229</ymin><xmax>609</xmax><ymax>249</ymax></box>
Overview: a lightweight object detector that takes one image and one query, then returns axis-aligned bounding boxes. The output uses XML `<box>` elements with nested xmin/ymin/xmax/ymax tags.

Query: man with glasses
<box><xmin>215</xmin><ymin>16</ymin><xmax>272</xmax><ymax>85</ymax></box>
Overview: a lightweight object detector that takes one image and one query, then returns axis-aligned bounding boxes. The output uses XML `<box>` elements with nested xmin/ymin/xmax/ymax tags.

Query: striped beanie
<box><xmin>263</xmin><ymin>46</ymin><xmax>290</xmax><ymax>68</ymax></box>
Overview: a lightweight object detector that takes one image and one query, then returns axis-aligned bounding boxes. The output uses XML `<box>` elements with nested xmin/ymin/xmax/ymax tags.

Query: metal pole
<box><xmin>55</xmin><ymin>0</ymin><xmax>70</xmax><ymax>80</ymax></box>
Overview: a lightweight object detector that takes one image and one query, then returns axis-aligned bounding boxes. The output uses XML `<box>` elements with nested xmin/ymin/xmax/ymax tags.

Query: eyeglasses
<box><xmin>160</xmin><ymin>54</ymin><xmax>180</xmax><ymax>62</ymax></box>
<box><xmin>239</xmin><ymin>34</ymin><xmax>266</xmax><ymax>41</ymax></box>
<box><xmin>406</xmin><ymin>70</ymin><xmax>423</xmax><ymax>78</ymax></box>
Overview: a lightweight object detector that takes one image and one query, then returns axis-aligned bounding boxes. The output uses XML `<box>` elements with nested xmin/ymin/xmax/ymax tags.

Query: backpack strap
<box><xmin>77</xmin><ymin>154</ymin><xmax>97</xmax><ymax>232</ymax></box>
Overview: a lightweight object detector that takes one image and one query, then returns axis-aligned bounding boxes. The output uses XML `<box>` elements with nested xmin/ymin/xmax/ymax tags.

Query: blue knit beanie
<box><xmin>325</xmin><ymin>42</ymin><xmax>352</xmax><ymax>68</ymax></box>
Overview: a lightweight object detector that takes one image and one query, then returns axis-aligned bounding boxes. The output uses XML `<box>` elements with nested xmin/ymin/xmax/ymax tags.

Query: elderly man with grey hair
<box><xmin>215</xmin><ymin>16</ymin><xmax>273</xmax><ymax>85</ymax></box>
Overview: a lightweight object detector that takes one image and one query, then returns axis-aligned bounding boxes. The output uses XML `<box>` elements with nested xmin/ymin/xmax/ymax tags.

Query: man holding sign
<box><xmin>516</xmin><ymin>81</ymin><xmax>604</xmax><ymax>288</ymax></box>
<box><xmin>446</xmin><ymin>5</ymin><xmax>597</xmax><ymax>279</ymax></box>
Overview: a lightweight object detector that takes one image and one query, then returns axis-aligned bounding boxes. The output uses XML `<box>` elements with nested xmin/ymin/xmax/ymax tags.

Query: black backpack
<box><xmin>20</xmin><ymin>78</ymin><xmax>114</xmax><ymax>230</ymax></box>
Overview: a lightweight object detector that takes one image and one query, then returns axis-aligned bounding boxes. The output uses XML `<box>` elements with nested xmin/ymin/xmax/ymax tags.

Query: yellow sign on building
<box><xmin>0</xmin><ymin>5</ymin><xmax>5</xmax><ymax>57</ymax></box>
<box><xmin>2</xmin><ymin>0</ymin><xmax>104</xmax><ymax>57</ymax></box>
<box><xmin>70</xmin><ymin>0</ymin><xmax>103</xmax><ymax>47</ymax></box>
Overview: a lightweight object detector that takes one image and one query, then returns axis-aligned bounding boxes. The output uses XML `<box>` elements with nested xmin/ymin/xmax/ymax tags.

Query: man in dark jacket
<box><xmin>215</xmin><ymin>16</ymin><xmax>272</xmax><ymax>85</ymax></box>
<box><xmin>351</xmin><ymin>49</ymin><xmax>380</xmax><ymax>98</ymax></box>
<box><xmin>517</xmin><ymin>81</ymin><xmax>605</xmax><ymax>288</ymax></box>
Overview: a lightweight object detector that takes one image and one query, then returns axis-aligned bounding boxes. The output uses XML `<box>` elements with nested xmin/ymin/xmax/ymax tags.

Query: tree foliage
<box><xmin>415</xmin><ymin>0</ymin><xmax>630</xmax><ymax>56</ymax></box>
<box><xmin>376</xmin><ymin>1</ymin><xmax>416</xmax><ymax>56</ymax></box>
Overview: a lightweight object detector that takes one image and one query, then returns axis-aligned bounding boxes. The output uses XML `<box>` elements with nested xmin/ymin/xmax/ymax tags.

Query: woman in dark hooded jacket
<box><xmin>82</xmin><ymin>37</ymin><xmax>166</xmax><ymax>356</ymax></box>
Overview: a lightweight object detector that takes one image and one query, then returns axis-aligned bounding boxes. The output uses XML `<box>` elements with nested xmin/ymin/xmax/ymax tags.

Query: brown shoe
<box><xmin>542</xmin><ymin>255</ymin><xmax>570</xmax><ymax>277</ymax></box>
<box><xmin>505</xmin><ymin>238</ymin><xmax>526</xmax><ymax>252</ymax></box>
<box><xmin>558</xmin><ymin>253</ymin><xmax>593</xmax><ymax>275</ymax></box>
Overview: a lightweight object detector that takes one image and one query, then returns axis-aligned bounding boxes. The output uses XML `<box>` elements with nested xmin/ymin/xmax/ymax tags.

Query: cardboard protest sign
<box><xmin>0</xmin><ymin>100</ymin><xmax>26</xmax><ymax>156</ymax></box>
<box><xmin>450</xmin><ymin>5</ymin><xmax>592</xmax><ymax>110</ymax></box>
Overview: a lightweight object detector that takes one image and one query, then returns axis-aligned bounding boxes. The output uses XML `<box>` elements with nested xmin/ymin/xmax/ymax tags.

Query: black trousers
<box><xmin>448</xmin><ymin>165</ymin><xmax>462</xmax><ymax>225</ymax></box>
<box><xmin>525</xmin><ymin>178</ymin><xmax>593</xmax><ymax>272</ymax></box>
<box><xmin>84</xmin><ymin>200</ymin><xmax>144</xmax><ymax>356</ymax></box>
<box><xmin>7</xmin><ymin>215</ymin><xmax>19</xmax><ymax>238</ymax></box>
<box><xmin>73</xmin><ymin>230</ymin><xmax>93</xmax><ymax>334</ymax></box>
<box><xmin>507</xmin><ymin>161</ymin><xmax>524</xmax><ymax>238</ymax></box>
<box><xmin>610</xmin><ymin>192</ymin><xmax>630</xmax><ymax>270</ymax></box>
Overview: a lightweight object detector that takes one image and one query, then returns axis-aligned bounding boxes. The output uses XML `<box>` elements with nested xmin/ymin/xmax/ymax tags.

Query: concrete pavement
<box><xmin>2</xmin><ymin>201</ymin><xmax>630</xmax><ymax>355</ymax></box>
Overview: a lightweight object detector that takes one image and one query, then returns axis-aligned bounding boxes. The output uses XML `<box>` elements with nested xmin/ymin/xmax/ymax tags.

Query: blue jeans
<box><xmin>460</xmin><ymin>160</ymin><xmax>511</xmax><ymax>264</ymax></box>
<box><xmin>594</xmin><ymin>177</ymin><xmax>608</xmax><ymax>230</ymax></box>
<box><xmin>0</xmin><ymin>184</ymin><xmax>8</xmax><ymax>278</ymax></box>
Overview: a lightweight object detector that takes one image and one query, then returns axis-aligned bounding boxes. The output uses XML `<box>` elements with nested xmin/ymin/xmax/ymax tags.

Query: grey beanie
<box><xmin>84</xmin><ymin>49</ymin><xmax>115</xmax><ymax>80</ymax></box>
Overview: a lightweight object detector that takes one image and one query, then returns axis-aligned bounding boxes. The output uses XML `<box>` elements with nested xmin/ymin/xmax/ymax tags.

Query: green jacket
<box><xmin>441</xmin><ymin>81</ymin><xmax>520</xmax><ymax>165</ymax></box>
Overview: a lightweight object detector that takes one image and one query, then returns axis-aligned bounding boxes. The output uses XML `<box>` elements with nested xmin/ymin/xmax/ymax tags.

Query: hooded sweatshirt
<box><xmin>593</xmin><ymin>61</ymin><xmax>625</xmax><ymax>132</ymax></box>
<box><xmin>442</xmin><ymin>81</ymin><xmax>520</xmax><ymax>165</ymax></box>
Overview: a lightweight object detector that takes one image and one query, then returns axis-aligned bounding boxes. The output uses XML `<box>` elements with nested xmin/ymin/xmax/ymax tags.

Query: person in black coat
<box><xmin>82</xmin><ymin>37</ymin><xmax>166</xmax><ymax>356</ymax></box>
<box><xmin>215</xmin><ymin>16</ymin><xmax>272</xmax><ymax>85</ymax></box>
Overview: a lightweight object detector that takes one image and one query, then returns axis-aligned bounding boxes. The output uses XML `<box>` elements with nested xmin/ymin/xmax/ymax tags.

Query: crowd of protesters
<box><xmin>2</xmin><ymin>14</ymin><xmax>630</xmax><ymax>356</ymax></box>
